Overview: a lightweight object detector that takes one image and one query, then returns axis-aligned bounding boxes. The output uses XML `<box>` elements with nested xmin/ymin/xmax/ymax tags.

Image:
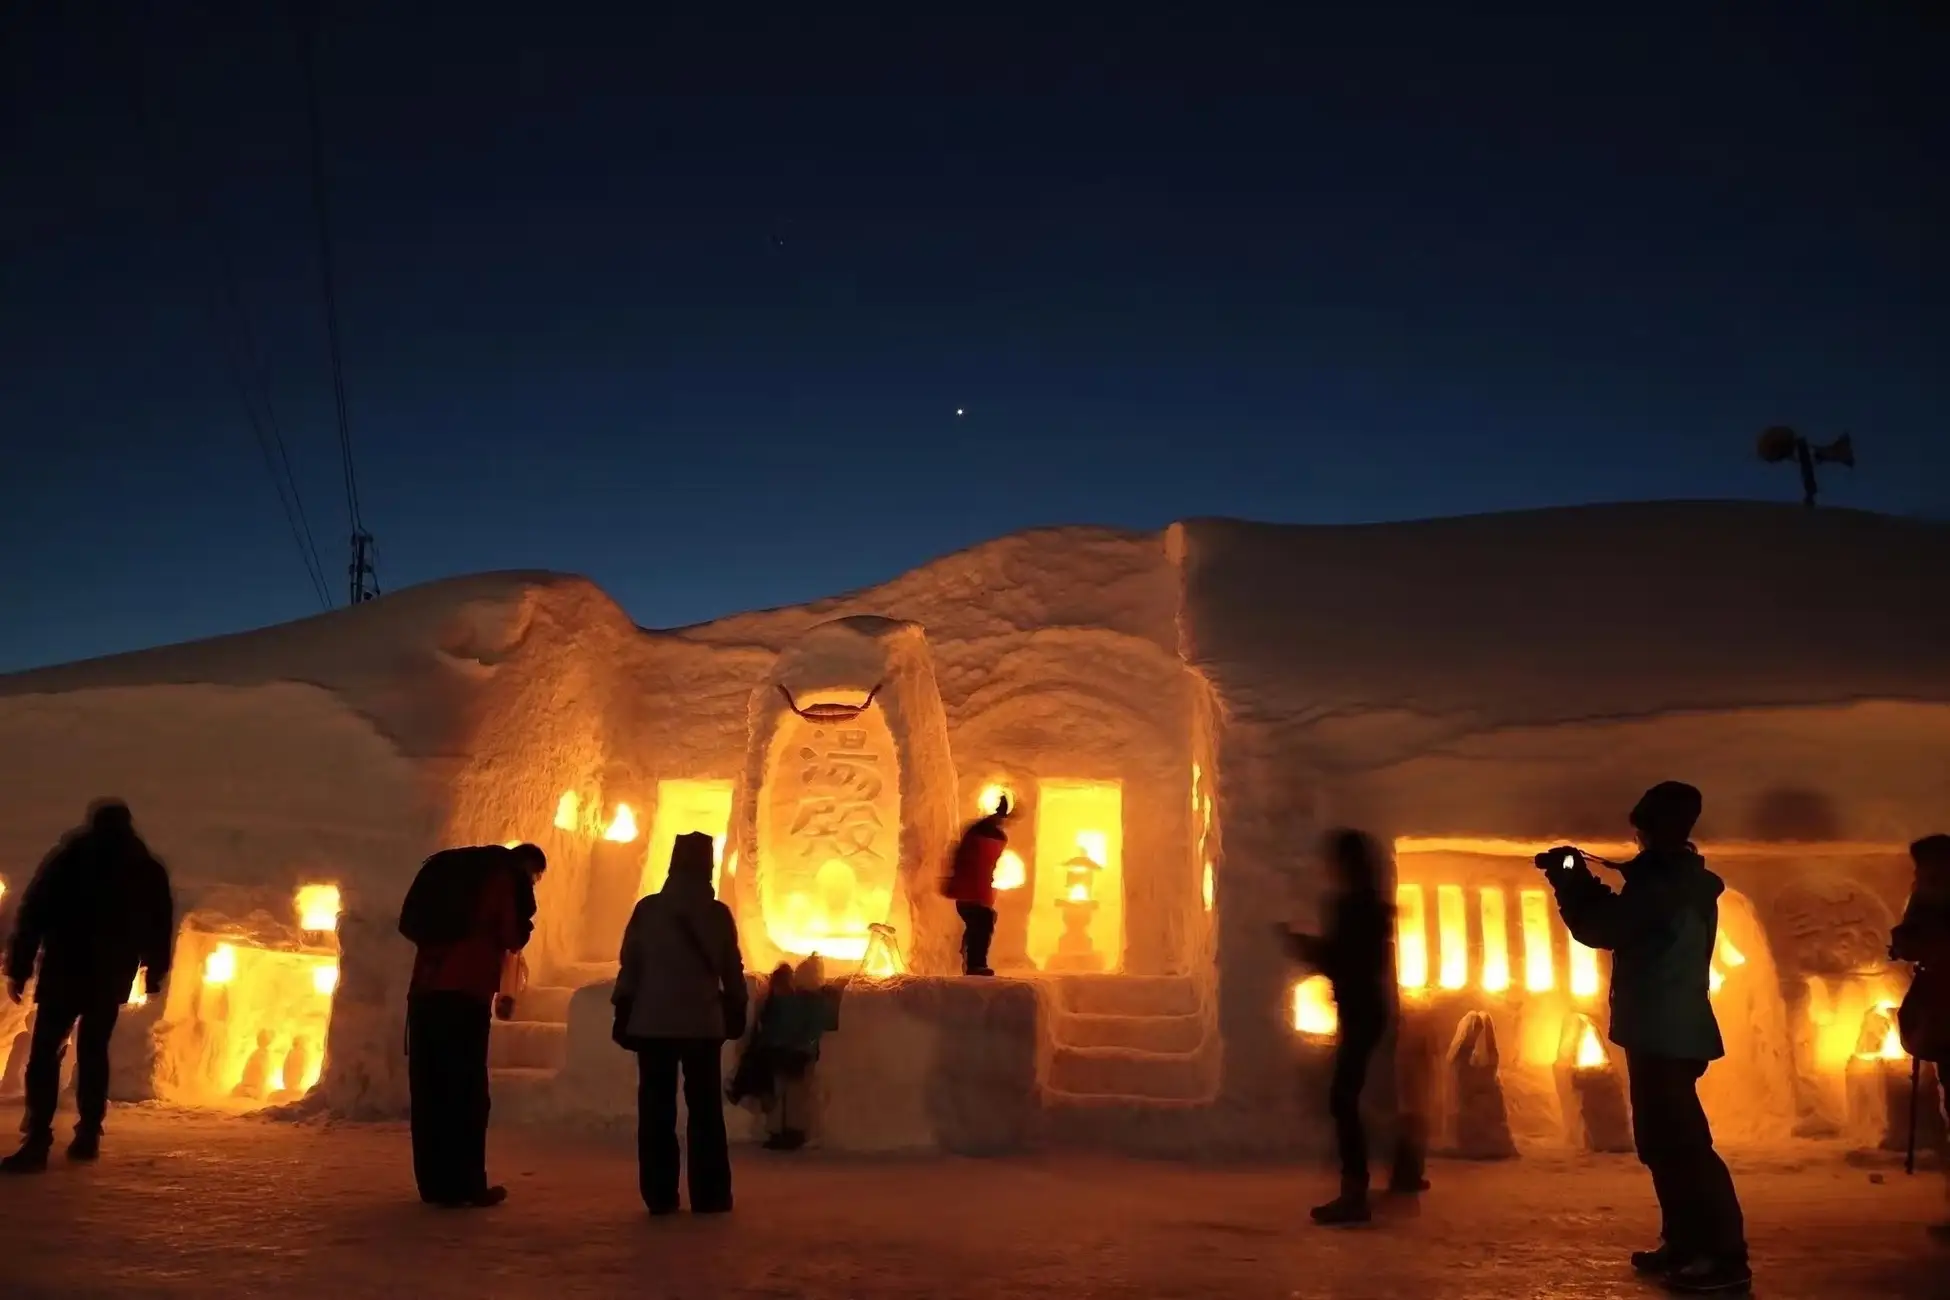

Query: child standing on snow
<box><xmin>729</xmin><ymin>956</ymin><xmax>839</xmax><ymax>1150</ymax></box>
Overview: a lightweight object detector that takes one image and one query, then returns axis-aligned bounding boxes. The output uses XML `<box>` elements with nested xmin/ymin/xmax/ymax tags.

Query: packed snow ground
<box><xmin>1</xmin><ymin>1108</ymin><xmax>1944</xmax><ymax>1298</ymax></box>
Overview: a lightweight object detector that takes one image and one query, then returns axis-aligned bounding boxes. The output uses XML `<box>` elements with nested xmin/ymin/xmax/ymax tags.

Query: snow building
<box><xmin>0</xmin><ymin>502</ymin><xmax>1945</xmax><ymax>1158</ymax></box>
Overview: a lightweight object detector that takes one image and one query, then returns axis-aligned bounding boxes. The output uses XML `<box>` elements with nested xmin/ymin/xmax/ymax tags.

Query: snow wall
<box><xmin>1</xmin><ymin>503</ymin><xmax>1945</xmax><ymax>1158</ymax></box>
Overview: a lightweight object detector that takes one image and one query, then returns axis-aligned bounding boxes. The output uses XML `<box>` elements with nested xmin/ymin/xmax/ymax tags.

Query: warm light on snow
<box><xmin>1291</xmin><ymin>975</ymin><xmax>1338</xmax><ymax>1038</ymax></box>
<box><xmin>977</xmin><ymin>783</ymin><xmax>1013</xmax><ymax>816</ymax></box>
<box><xmin>296</xmin><ymin>884</ymin><xmax>341</xmax><ymax>933</ymax></box>
<box><xmin>1573</xmin><ymin>1017</ymin><xmax>1608</xmax><ymax>1070</ymax></box>
<box><xmin>994</xmin><ymin>849</ymin><xmax>1027</xmax><ymax>892</ymax></box>
<box><xmin>1395</xmin><ymin>884</ymin><xmax>1428</xmax><ymax>989</ymax></box>
<box><xmin>859</xmin><ymin>923</ymin><xmax>905</xmax><ymax>979</ymax></box>
<box><xmin>313</xmin><ymin>962</ymin><xmax>340</xmax><ymax>996</ymax></box>
<box><xmin>724</xmin><ymin>850</ymin><xmax>738</xmax><ymax>877</ymax></box>
<box><xmin>554</xmin><ymin>791</ymin><xmax>581</xmax><ymax>832</ymax></box>
<box><xmin>1520</xmin><ymin>890</ymin><xmax>1555</xmax><ymax>992</ymax></box>
<box><xmin>127</xmin><ymin>972</ymin><xmax>147</xmax><ymax>1007</ymax></box>
<box><xmin>1478</xmin><ymin>888</ymin><xmax>1510</xmax><ymax>993</ymax></box>
<box><xmin>1436</xmin><ymin>884</ymin><xmax>1467</xmax><ymax>990</ymax></box>
<box><xmin>204</xmin><ymin>943</ymin><xmax>237</xmax><ymax>985</ymax></box>
<box><xmin>1858</xmin><ymin>1002</ymin><xmax>1908</xmax><ymax>1062</ymax></box>
<box><xmin>604</xmin><ymin>803</ymin><xmax>640</xmax><ymax>843</ymax></box>
<box><xmin>1569</xmin><ymin>939</ymin><xmax>1601</xmax><ymax>1000</ymax></box>
<box><xmin>1708</xmin><ymin>930</ymin><xmax>1745</xmax><ymax>995</ymax></box>
<box><xmin>1201</xmin><ymin>861</ymin><xmax>1214</xmax><ymax>912</ymax></box>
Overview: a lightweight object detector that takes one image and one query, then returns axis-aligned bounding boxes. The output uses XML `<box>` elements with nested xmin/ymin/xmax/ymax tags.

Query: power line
<box><xmin>294</xmin><ymin>0</ymin><xmax>378</xmax><ymax>602</ymax></box>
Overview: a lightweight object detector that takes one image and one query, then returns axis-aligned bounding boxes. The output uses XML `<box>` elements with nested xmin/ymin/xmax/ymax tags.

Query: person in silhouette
<box><xmin>1281</xmin><ymin>828</ymin><xmax>1426</xmax><ymax>1225</ymax></box>
<box><xmin>613</xmin><ymin>831</ymin><xmax>746</xmax><ymax>1215</ymax></box>
<box><xmin>397</xmin><ymin>840</ymin><xmax>546</xmax><ymax>1209</ymax></box>
<box><xmin>1892</xmin><ymin>833</ymin><xmax>1950</xmax><ymax>1244</ymax></box>
<box><xmin>2</xmin><ymin>800</ymin><xmax>174</xmax><ymax>1173</ymax></box>
<box><xmin>1544</xmin><ymin>781</ymin><xmax>1748</xmax><ymax>1294</ymax></box>
<box><xmin>944</xmin><ymin>796</ymin><xmax>1011</xmax><ymax>976</ymax></box>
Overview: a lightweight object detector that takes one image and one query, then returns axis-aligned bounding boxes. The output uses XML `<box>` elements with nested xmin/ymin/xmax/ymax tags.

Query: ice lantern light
<box><xmin>296</xmin><ymin>884</ymin><xmax>342</xmax><ymax>934</ymax></box>
<box><xmin>604</xmin><ymin>803</ymin><xmax>640</xmax><ymax>843</ymax></box>
<box><xmin>1050</xmin><ymin>833</ymin><xmax>1106</xmax><ymax>972</ymax></box>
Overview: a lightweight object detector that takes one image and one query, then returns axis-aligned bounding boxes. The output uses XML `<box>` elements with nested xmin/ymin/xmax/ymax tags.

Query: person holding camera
<box><xmin>1542</xmin><ymin>781</ymin><xmax>1748</xmax><ymax>1294</ymax></box>
<box><xmin>1890</xmin><ymin>834</ymin><xmax>1950</xmax><ymax>1243</ymax></box>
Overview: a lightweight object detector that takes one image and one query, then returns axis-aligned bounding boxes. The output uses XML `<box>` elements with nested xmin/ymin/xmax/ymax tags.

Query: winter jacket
<box><xmin>756</xmin><ymin>987</ymin><xmax>841</xmax><ymax>1060</ymax></box>
<box><xmin>409</xmin><ymin>860</ymin><xmax>532</xmax><ymax>1003</ymax></box>
<box><xmin>1291</xmin><ymin>886</ymin><xmax>1395</xmax><ymax>1023</ymax></box>
<box><xmin>614</xmin><ymin>866</ymin><xmax>746</xmax><ymax>1041</ymax></box>
<box><xmin>1551</xmin><ymin>847</ymin><xmax>1725</xmax><ymax>1061</ymax></box>
<box><xmin>6</xmin><ymin>826</ymin><xmax>174</xmax><ymax>1007</ymax></box>
<box><xmin>943</xmin><ymin>818</ymin><xmax>1007</xmax><ymax>909</ymax></box>
<box><xmin>1892</xmin><ymin>889</ymin><xmax>1950</xmax><ymax>1063</ymax></box>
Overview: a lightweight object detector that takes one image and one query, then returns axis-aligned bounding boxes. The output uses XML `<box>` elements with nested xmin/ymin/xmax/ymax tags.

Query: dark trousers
<box><xmin>636</xmin><ymin>1038</ymin><xmax>731</xmax><ymax>1213</ymax></box>
<box><xmin>1626</xmin><ymin>1053</ymin><xmax>1747</xmax><ymax>1264</ymax></box>
<box><xmin>24</xmin><ymin>1000</ymin><xmax>120</xmax><ymax>1143</ymax></box>
<box><xmin>957</xmin><ymin>902</ymin><xmax>997</xmax><ymax>973</ymax></box>
<box><xmin>1328</xmin><ymin>1010</ymin><xmax>1422</xmax><ymax>1197</ymax></box>
<box><xmin>407</xmin><ymin>992</ymin><xmax>493</xmax><ymax>1203</ymax></box>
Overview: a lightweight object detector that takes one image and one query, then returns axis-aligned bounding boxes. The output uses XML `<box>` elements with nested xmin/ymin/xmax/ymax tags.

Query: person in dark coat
<box><xmin>1891</xmin><ymin>834</ymin><xmax>1950</xmax><ymax>1244</ymax></box>
<box><xmin>613</xmin><ymin>831</ymin><xmax>746</xmax><ymax>1215</ymax></box>
<box><xmin>943</xmin><ymin>797</ymin><xmax>1011</xmax><ymax>976</ymax></box>
<box><xmin>2</xmin><ymin>800</ymin><xmax>174</xmax><ymax>1173</ymax></box>
<box><xmin>399</xmin><ymin>841</ymin><xmax>545</xmax><ymax>1209</ymax></box>
<box><xmin>1546</xmin><ymin>781</ymin><xmax>1748</xmax><ymax>1295</ymax></box>
<box><xmin>1281</xmin><ymin>828</ymin><xmax>1425</xmax><ymax>1225</ymax></box>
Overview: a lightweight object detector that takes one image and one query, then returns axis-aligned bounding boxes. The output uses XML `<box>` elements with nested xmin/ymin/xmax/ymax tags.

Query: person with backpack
<box><xmin>1891</xmin><ymin>833</ymin><xmax>1950</xmax><ymax>1244</ymax></box>
<box><xmin>1</xmin><ymin>800</ymin><xmax>173</xmax><ymax>1174</ymax></box>
<box><xmin>943</xmin><ymin>796</ymin><xmax>1011</xmax><ymax>976</ymax></box>
<box><xmin>396</xmin><ymin>841</ymin><xmax>546</xmax><ymax>1209</ymax></box>
<box><xmin>613</xmin><ymin>831</ymin><xmax>746</xmax><ymax>1215</ymax></box>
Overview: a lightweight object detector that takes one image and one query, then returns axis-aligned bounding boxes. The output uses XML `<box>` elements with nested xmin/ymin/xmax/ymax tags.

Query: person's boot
<box><xmin>67</xmin><ymin>1128</ymin><xmax>101</xmax><ymax>1162</ymax></box>
<box><xmin>0</xmin><ymin>1134</ymin><xmax>52</xmax><ymax>1175</ymax></box>
<box><xmin>435</xmin><ymin>1185</ymin><xmax>507</xmax><ymax>1209</ymax></box>
<box><xmin>1662</xmin><ymin>1257</ymin><xmax>1752</xmax><ymax>1294</ymax></box>
<box><xmin>1631</xmin><ymin>1244</ymin><xmax>1680</xmax><ymax>1275</ymax></box>
<box><xmin>1309</xmin><ymin>1192</ymin><xmax>1371</xmax><ymax>1226</ymax></box>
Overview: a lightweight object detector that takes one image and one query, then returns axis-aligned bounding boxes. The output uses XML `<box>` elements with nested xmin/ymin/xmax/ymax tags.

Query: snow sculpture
<box><xmin>726</xmin><ymin>616</ymin><xmax>960</xmax><ymax>975</ymax></box>
<box><xmin>1444</xmin><ymin>1010</ymin><xmax>1517</xmax><ymax>1159</ymax></box>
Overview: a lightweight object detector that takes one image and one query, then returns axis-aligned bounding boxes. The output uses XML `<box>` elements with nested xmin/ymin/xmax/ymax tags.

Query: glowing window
<box><xmin>1291</xmin><ymin>975</ymin><xmax>1338</xmax><ymax>1038</ymax></box>
<box><xmin>1478</xmin><ymin>888</ymin><xmax>1510</xmax><ymax>993</ymax></box>
<box><xmin>604</xmin><ymin>803</ymin><xmax>640</xmax><ymax>843</ymax></box>
<box><xmin>1520</xmin><ymin>889</ymin><xmax>1555</xmax><ymax>992</ymax></box>
<box><xmin>1569</xmin><ymin>939</ymin><xmax>1601</xmax><ymax>1000</ymax></box>
<box><xmin>640</xmin><ymin>780</ymin><xmax>735</xmax><ymax>899</ymax></box>
<box><xmin>553</xmin><ymin>791</ymin><xmax>580</xmax><ymax>832</ymax></box>
<box><xmin>295</xmin><ymin>884</ymin><xmax>341</xmax><ymax>933</ymax></box>
<box><xmin>994</xmin><ymin>850</ymin><xmax>1027</xmax><ymax>892</ymax></box>
<box><xmin>1395</xmin><ymin>884</ymin><xmax>1429</xmax><ymax>989</ymax></box>
<box><xmin>1436</xmin><ymin>884</ymin><xmax>1468</xmax><ymax>990</ymax></box>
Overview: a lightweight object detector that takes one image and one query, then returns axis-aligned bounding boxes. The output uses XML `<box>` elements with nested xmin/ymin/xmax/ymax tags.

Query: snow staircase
<box><xmin>1041</xmin><ymin>975</ymin><xmax>1215</xmax><ymax>1106</ymax></box>
<box><xmin>488</xmin><ymin>960</ymin><xmax>616</xmax><ymax>1077</ymax></box>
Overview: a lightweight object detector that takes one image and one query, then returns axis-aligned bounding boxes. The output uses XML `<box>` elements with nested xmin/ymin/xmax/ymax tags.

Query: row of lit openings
<box><xmin>1289</xmin><ymin>883</ymin><xmax>1748</xmax><ymax>1035</ymax></box>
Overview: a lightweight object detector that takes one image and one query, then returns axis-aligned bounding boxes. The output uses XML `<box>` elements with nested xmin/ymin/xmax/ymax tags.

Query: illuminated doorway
<box><xmin>1026</xmin><ymin>781</ymin><xmax>1124</xmax><ymax>973</ymax></box>
<box><xmin>638</xmin><ymin>780</ymin><xmax>734</xmax><ymax>899</ymax></box>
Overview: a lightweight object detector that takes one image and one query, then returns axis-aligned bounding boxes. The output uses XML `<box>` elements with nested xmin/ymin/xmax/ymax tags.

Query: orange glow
<box><xmin>1292</xmin><ymin>975</ymin><xmax>1338</xmax><ymax>1037</ymax></box>
<box><xmin>994</xmin><ymin>849</ymin><xmax>1027</xmax><ymax>892</ymax></box>
<box><xmin>1026</xmin><ymin>781</ymin><xmax>1125</xmax><ymax>973</ymax></box>
<box><xmin>1395</xmin><ymin>884</ymin><xmax>1429</xmax><ymax>989</ymax></box>
<box><xmin>1859</xmin><ymin>1002</ymin><xmax>1908</xmax><ymax>1062</ymax></box>
<box><xmin>296</xmin><ymin>884</ymin><xmax>341</xmax><ymax>933</ymax></box>
<box><xmin>1574</xmin><ymin>1017</ymin><xmax>1608</xmax><ymax>1070</ymax></box>
<box><xmin>127</xmin><ymin>972</ymin><xmax>147</xmax><ymax>1007</ymax></box>
<box><xmin>1436</xmin><ymin>884</ymin><xmax>1467</xmax><ymax>990</ymax></box>
<box><xmin>1478</xmin><ymin>888</ymin><xmax>1510</xmax><ymax>993</ymax></box>
<box><xmin>977</xmin><ymin>783</ymin><xmax>1013</xmax><ymax>816</ymax></box>
<box><xmin>0</xmin><ymin>877</ymin><xmax>7</xmax><ymax>906</ymax></box>
<box><xmin>604</xmin><ymin>803</ymin><xmax>640</xmax><ymax>843</ymax></box>
<box><xmin>1707</xmin><ymin>930</ymin><xmax>1745</xmax><ymax>996</ymax></box>
<box><xmin>553</xmin><ymin>791</ymin><xmax>581</xmax><ymax>832</ymax></box>
<box><xmin>859</xmin><ymin>923</ymin><xmax>905</xmax><ymax>979</ymax></box>
<box><xmin>1520</xmin><ymin>890</ymin><xmax>1555</xmax><ymax>992</ymax></box>
<box><xmin>204</xmin><ymin>943</ymin><xmax>237</xmax><ymax>985</ymax></box>
<box><xmin>1201</xmin><ymin>861</ymin><xmax>1214</xmax><ymax>912</ymax></box>
<box><xmin>312</xmin><ymin>963</ymin><xmax>340</xmax><ymax>996</ymax></box>
<box><xmin>724</xmin><ymin>849</ymin><xmax>738</xmax><ymax>877</ymax></box>
<box><xmin>1569</xmin><ymin>940</ymin><xmax>1601</xmax><ymax>1000</ymax></box>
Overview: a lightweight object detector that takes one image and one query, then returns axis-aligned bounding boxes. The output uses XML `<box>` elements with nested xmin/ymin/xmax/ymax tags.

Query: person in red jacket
<box><xmin>400</xmin><ymin>842</ymin><xmax>545</xmax><ymax>1209</ymax></box>
<box><xmin>943</xmin><ymin>797</ymin><xmax>1011</xmax><ymax>976</ymax></box>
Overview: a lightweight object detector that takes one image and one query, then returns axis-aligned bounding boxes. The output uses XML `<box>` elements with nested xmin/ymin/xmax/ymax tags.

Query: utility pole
<box><xmin>349</xmin><ymin>529</ymin><xmax>379</xmax><ymax>603</ymax></box>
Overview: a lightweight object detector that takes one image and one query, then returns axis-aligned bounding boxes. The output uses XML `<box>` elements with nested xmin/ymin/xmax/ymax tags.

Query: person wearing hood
<box><xmin>2</xmin><ymin>800</ymin><xmax>174</xmax><ymax>1174</ymax></box>
<box><xmin>1545</xmin><ymin>781</ymin><xmax>1748</xmax><ymax>1295</ymax></box>
<box><xmin>943</xmin><ymin>796</ymin><xmax>1011</xmax><ymax>976</ymax></box>
<box><xmin>1890</xmin><ymin>834</ymin><xmax>1950</xmax><ymax>1244</ymax></box>
<box><xmin>613</xmin><ymin>831</ymin><xmax>747</xmax><ymax>1216</ymax></box>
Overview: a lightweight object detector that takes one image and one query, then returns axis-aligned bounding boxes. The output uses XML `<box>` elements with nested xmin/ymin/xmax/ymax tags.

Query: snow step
<box><xmin>1045</xmin><ymin>1045</ymin><xmax>1213</xmax><ymax>1101</ymax></box>
<box><xmin>488</xmin><ymin>1020</ymin><xmax>568</xmax><ymax>1072</ymax></box>
<box><xmin>1055</xmin><ymin>1012</ymin><xmax>1205</xmax><ymax>1055</ymax></box>
<box><xmin>551</xmin><ymin>960</ymin><xmax>619</xmax><ymax>990</ymax></box>
<box><xmin>508</xmin><ymin>984</ymin><xmax>577</xmax><ymax>1023</ymax></box>
<box><xmin>1052</xmin><ymin>975</ymin><xmax>1201</xmax><ymax>1018</ymax></box>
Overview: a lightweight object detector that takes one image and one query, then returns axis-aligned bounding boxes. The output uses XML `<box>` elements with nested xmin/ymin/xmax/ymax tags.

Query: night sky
<box><xmin>3</xmin><ymin>4</ymin><xmax>1944</xmax><ymax>673</ymax></box>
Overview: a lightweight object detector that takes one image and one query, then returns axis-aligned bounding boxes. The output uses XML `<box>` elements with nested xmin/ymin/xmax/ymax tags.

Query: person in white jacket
<box><xmin>612</xmin><ymin>831</ymin><xmax>747</xmax><ymax>1215</ymax></box>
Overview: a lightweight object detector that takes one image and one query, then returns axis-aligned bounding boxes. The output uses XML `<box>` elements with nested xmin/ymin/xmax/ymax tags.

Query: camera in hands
<box><xmin>1534</xmin><ymin>846</ymin><xmax>1585</xmax><ymax>874</ymax></box>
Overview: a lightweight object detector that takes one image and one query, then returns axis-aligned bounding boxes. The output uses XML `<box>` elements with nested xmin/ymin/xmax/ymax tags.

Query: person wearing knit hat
<box><xmin>1544</xmin><ymin>783</ymin><xmax>1749</xmax><ymax>1295</ymax></box>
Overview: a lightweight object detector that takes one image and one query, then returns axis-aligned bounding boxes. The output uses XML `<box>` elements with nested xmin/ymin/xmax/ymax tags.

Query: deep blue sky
<box><xmin>3</xmin><ymin>3</ymin><xmax>1944</xmax><ymax>672</ymax></box>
